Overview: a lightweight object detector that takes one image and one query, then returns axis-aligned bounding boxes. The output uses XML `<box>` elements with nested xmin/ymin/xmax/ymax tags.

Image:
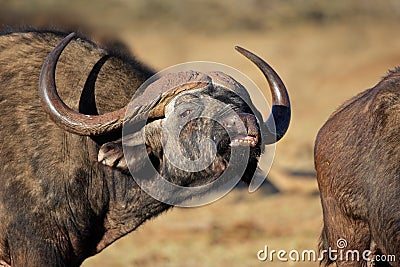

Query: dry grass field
<box><xmin>1</xmin><ymin>1</ymin><xmax>400</xmax><ymax>266</ymax></box>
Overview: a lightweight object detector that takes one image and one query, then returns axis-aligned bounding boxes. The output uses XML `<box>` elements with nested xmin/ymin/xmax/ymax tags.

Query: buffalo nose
<box><xmin>221</xmin><ymin>113</ymin><xmax>259</xmax><ymax>135</ymax></box>
<box><xmin>222</xmin><ymin>114</ymin><xmax>241</xmax><ymax>129</ymax></box>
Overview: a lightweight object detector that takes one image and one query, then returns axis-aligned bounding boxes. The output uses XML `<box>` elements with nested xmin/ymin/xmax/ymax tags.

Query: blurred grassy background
<box><xmin>2</xmin><ymin>0</ymin><xmax>400</xmax><ymax>34</ymax></box>
<box><xmin>1</xmin><ymin>1</ymin><xmax>400</xmax><ymax>266</ymax></box>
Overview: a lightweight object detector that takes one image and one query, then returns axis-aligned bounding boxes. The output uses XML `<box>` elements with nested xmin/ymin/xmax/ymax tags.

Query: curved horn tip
<box><xmin>66</xmin><ymin>32</ymin><xmax>77</xmax><ymax>39</ymax></box>
<box><xmin>234</xmin><ymin>45</ymin><xmax>242</xmax><ymax>51</ymax></box>
<box><xmin>234</xmin><ymin>46</ymin><xmax>253</xmax><ymax>57</ymax></box>
<box><xmin>234</xmin><ymin>46</ymin><xmax>246</xmax><ymax>54</ymax></box>
<box><xmin>55</xmin><ymin>32</ymin><xmax>77</xmax><ymax>48</ymax></box>
<box><xmin>42</xmin><ymin>32</ymin><xmax>77</xmax><ymax>66</ymax></box>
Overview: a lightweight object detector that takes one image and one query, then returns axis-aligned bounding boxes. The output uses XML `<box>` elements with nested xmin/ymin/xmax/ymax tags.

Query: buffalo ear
<box><xmin>98</xmin><ymin>139</ymin><xmax>153</xmax><ymax>173</ymax></box>
<box><xmin>98</xmin><ymin>140</ymin><xmax>128</xmax><ymax>171</ymax></box>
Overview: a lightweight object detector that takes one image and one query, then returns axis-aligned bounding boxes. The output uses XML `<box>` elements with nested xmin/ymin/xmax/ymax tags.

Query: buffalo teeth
<box><xmin>230</xmin><ymin>138</ymin><xmax>256</xmax><ymax>147</ymax></box>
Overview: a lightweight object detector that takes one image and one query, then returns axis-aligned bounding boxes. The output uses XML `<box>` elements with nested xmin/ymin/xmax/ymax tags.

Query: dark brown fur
<box><xmin>315</xmin><ymin>68</ymin><xmax>400</xmax><ymax>266</ymax></box>
<box><xmin>0</xmin><ymin>31</ymin><xmax>163</xmax><ymax>266</ymax></box>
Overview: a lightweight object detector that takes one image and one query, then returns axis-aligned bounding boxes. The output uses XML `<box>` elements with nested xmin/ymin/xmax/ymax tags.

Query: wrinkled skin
<box><xmin>0</xmin><ymin>31</ymin><xmax>266</xmax><ymax>266</ymax></box>
<box><xmin>315</xmin><ymin>68</ymin><xmax>400</xmax><ymax>267</ymax></box>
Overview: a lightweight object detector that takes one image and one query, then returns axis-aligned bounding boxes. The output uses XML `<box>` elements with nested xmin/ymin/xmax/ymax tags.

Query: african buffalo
<box><xmin>0</xmin><ymin>30</ymin><xmax>290</xmax><ymax>266</ymax></box>
<box><xmin>315</xmin><ymin>68</ymin><xmax>400</xmax><ymax>266</ymax></box>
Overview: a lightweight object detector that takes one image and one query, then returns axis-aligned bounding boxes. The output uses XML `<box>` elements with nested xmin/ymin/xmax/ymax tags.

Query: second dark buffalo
<box><xmin>316</xmin><ymin>68</ymin><xmax>400</xmax><ymax>266</ymax></box>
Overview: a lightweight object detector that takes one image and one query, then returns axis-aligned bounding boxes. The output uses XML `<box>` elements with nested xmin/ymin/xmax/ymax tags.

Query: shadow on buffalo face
<box><xmin>160</xmin><ymin>85</ymin><xmax>263</xmax><ymax>187</ymax></box>
<box><xmin>39</xmin><ymin>33</ymin><xmax>291</xmax><ymax>206</ymax></box>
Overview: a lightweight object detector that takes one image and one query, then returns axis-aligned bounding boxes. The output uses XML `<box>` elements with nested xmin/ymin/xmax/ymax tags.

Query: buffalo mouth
<box><xmin>216</xmin><ymin>112</ymin><xmax>261</xmax><ymax>152</ymax></box>
<box><xmin>216</xmin><ymin>128</ymin><xmax>261</xmax><ymax>162</ymax></box>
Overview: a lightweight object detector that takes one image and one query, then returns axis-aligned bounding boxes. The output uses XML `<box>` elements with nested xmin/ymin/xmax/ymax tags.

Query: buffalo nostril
<box><xmin>222</xmin><ymin>115</ymin><xmax>241</xmax><ymax>129</ymax></box>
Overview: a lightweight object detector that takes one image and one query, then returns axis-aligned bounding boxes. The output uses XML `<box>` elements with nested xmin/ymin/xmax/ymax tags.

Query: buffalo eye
<box><xmin>179</xmin><ymin>109</ymin><xmax>192</xmax><ymax>118</ymax></box>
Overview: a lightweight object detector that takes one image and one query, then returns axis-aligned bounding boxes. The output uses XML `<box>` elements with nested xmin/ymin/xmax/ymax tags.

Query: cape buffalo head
<box><xmin>39</xmin><ymin>33</ymin><xmax>291</xmax><ymax>203</ymax></box>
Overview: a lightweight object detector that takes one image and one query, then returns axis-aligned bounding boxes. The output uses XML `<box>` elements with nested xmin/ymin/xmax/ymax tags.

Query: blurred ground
<box><xmin>1</xmin><ymin>1</ymin><xmax>400</xmax><ymax>266</ymax></box>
